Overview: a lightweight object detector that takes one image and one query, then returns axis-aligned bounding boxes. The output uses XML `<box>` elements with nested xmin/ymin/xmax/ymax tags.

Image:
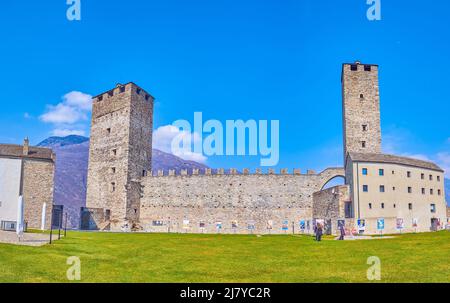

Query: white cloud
<box><xmin>63</xmin><ymin>91</ymin><xmax>92</xmax><ymax>111</ymax></box>
<box><xmin>383</xmin><ymin>127</ymin><xmax>450</xmax><ymax>178</ymax></box>
<box><xmin>40</xmin><ymin>91</ymin><xmax>92</xmax><ymax>125</ymax></box>
<box><xmin>51</xmin><ymin>129</ymin><xmax>86</xmax><ymax>137</ymax></box>
<box><xmin>153</xmin><ymin>125</ymin><xmax>207</xmax><ymax>163</ymax></box>
<box><xmin>436</xmin><ymin>152</ymin><xmax>450</xmax><ymax>178</ymax></box>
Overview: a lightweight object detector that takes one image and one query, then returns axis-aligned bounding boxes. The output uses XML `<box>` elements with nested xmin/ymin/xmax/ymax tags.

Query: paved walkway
<box><xmin>0</xmin><ymin>230</ymin><xmax>62</xmax><ymax>246</ymax></box>
<box><xmin>335</xmin><ymin>235</ymin><xmax>396</xmax><ymax>240</ymax></box>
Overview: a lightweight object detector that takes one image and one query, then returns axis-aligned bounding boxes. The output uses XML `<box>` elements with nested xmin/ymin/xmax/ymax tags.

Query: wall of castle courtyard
<box><xmin>137</xmin><ymin>168</ymin><xmax>345</xmax><ymax>234</ymax></box>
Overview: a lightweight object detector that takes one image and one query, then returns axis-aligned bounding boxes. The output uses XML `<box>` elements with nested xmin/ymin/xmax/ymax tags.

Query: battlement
<box><xmin>92</xmin><ymin>82</ymin><xmax>155</xmax><ymax>103</ymax></box>
<box><xmin>146</xmin><ymin>168</ymin><xmax>327</xmax><ymax>177</ymax></box>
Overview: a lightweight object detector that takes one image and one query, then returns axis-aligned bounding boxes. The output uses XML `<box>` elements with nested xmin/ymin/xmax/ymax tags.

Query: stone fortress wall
<box><xmin>84</xmin><ymin>62</ymin><xmax>447</xmax><ymax>235</ymax></box>
<box><xmin>138</xmin><ymin>168</ymin><xmax>345</xmax><ymax>234</ymax></box>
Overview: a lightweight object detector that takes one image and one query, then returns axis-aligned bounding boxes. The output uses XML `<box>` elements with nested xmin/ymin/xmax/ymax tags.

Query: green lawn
<box><xmin>0</xmin><ymin>231</ymin><xmax>449</xmax><ymax>283</ymax></box>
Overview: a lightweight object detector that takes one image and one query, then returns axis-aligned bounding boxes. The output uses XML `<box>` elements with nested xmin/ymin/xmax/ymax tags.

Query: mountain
<box><xmin>38</xmin><ymin>135</ymin><xmax>89</xmax><ymax>147</ymax></box>
<box><xmin>445</xmin><ymin>178</ymin><xmax>450</xmax><ymax>207</ymax></box>
<box><xmin>38</xmin><ymin>136</ymin><xmax>209</xmax><ymax>228</ymax></box>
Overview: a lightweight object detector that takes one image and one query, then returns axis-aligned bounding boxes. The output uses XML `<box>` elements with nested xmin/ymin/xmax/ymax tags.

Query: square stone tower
<box><xmin>85</xmin><ymin>82</ymin><xmax>154</xmax><ymax>229</ymax></box>
<box><xmin>342</xmin><ymin>61</ymin><xmax>381</xmax><ymax>161</ymax></box>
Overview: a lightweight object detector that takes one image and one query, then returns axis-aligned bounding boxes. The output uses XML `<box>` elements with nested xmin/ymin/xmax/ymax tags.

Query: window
<box><xmin>407</xmin><ymin>171</ymin><xmax>411</xmax><ymax>178</ymax></box>
<box><xmin>98</xmin><ymin>95</ymin><xmax>103</xmax><ymax>101</ymax></box>
<box><xmin>408</xmin><ymin>203</ymin><xmax>413</xmax><ymax>210</ymax></box>
<box><xmin>392</xmin><ymin>186</ymin><xmax>396</xmax><ymax>191</ymax></box>
<box><xmin>381</xmin><ymin>203</ymin><xmax>385</xmax><ymax>209</ymax></box>
<box><xmin>111</xmin><ymin>167</ymin><xmax>116</xmax><ymax>174</ymax></box>
<box><xmin>379</xmin><ymin>185</ymin><xmax>385</xmax><ymax>193</ymax></box>
<box><xmin>351</xmin><ymin>64</ymin><xmax>358</xmax><ymax>71</ymax></box>
<box><xmin>142</xmin><ymin>170</ymin><xmax>147</xmax><ymax>177</ymax></box>
<box><xmin>145</xmin><ymin>94</ymin><xmax>150</xmax><ymax>101</ymax></box>
<box><xmin>430</xmin><ymin>189</ymin><xmax>434</xmax><ymax>195</ymax></box>
<box><xmin>112</xmin><ymin>149</ymin><xmax>117</xmax><ymax>156</ymax></box>
<box><xmin>369</xmin><ymin>203</ymin><xmax>372</xmax><ymax>209</ymax></box>
<box><xmin>110</xmin><ymin>182</ymin><xmax>116</xmax><ymax>192</ymax></box>
<box><xmin>364</xmin><ymin>65</ymin><xmax>372</xmax><ymax>71</ymax></box>
<box><xmin>408</xmin><ymin>187</ymin><xmax>412</xmax><ymax>193</ymax></box>
<box><xmin>393</xmin><ymin>204</ymin><xmax>396</xmax><ymax>208</ymax></box>
<box><xmin>392</xmin><ymin>170</ymin><xmax>395</xmax><ymax>175</ymax></box>
<box><xmin>362</xmin><ymin>124</ymin><xmax>368</xmax><ymax>131</ymax></box>
<box><xmin>360</xmin><ymin>94</ymin><xmax>364</xmax><ymax>99</ymax></box>
<box><xmin>379</xmin><ymin>169</ymin><xmax>384</xmax><ymax>176</ymax></box>
<box><xmin>422</xmin><ymin>188</ymin><xmax>425</xmax><ymax>195</ymax></box>
<box><xmin>438</xmin><ymin>189</ymin><xmax>441</xmax><ymax>196</ymax></box>
<box><xmin>429</xmin><ymin>175</ymin><xmax>433</xmax><ymax>181</ymax></box>
<box><xmin>363</xmin><ymin>185</ymin><xmax>369</xmax><ymax>192</ymax></box>
<box><xmin>362</xmin><ymin>168</ymin><xmax>368</xmax><ymax>175</ymax></box>
<box><xmin>362</xmin><ymin>141</ymin><xmax>366</xmax><ymax>148</ymax></box>
<box><xmin>106</xmin><ymin>128</ymin><xmax>111</xmax><ymax>134</ymax></box>
<box><xmin>430</xmin><ymin>204</ymin><xmax>436</xmax><ymax>213</ymax></box>
<box><xmin>437</xmin><ymin>176</ymin><xmax>440</xmax><ymax>182</ymax></box>
<box><xmin>136</xmin><ymin>88</ymin><xmax>141</xmax><ymax>95</ymax></box>
<box><xmin>421</xmin><ymin>173</ymin><xmax>425</xmax><ymax>180</ymax></box>
<box><xmin>120</xmin><ymin>86</ymin><xmax>125</xmax><ymax>93</ymax></box>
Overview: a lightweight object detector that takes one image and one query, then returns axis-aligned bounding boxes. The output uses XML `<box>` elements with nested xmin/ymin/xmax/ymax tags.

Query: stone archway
<box><xmin>317</xmin><ymin>168</ymin><xmax>346</xmax><ymax>190</ymax></box>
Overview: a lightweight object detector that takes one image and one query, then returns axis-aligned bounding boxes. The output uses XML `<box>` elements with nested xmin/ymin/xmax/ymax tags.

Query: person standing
<box><xmin>315</xmin><ymin>223</ymin><xmax>323</xmax><ymax>242</ymax></box>
<box><xmin>339</xmin><ymin>224</ymin><xmax>345</xmax><ymax>240</ymax></box>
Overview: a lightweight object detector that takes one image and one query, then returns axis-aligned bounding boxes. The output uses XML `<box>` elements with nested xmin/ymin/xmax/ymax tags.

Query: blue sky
<box><xmin>0</xmin><ymin>0</ymin><xmax>449</xmax><ymax>174</ymax></box>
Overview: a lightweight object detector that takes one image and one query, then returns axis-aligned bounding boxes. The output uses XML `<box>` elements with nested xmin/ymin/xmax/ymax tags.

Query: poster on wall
<box><xmin>216</xmin><ymin>221</ymin><xmax>223</xmax><ymax>231</ymax></box>
<box><xmin>231</xmin><ymin>220</ymin><xmax>238</xmax><ymax>229</ymax></box>
<box><xmin>267</xmin><ymin>220</ymin><xmax>273</xmax><ymax>230</ymax></box>
<box><xmin>315</xmin><ymin>219</ymin><xmax>325</xmax><ymax>228</ymax></box>
<box><xmin>357</xmin><ymin>219</ymin><xmax>366</xmax><ymax>231</ymax></box>
<box><xmin>412</xmin><ymin>218</ymin><xmax>418</xmax><ymax>228</ymax></box>
<box><xmin>299</xmin><ymin>220</ymin><xmax>306</xmax><ymax>231</ymax></box>
<box><xmin>282</xmin><ymin>220</ymin><xmax>289</xmax><ymax>231</ymax></box>
<box><xmin>247</xmin><ymin>221</ymin><xmax>256</xmax><ymax>231</ymax></box>
<box><xmin>377</xmin><ymin>218</ymin><xmax>385</xmax><ymax>231</ymax></box>
<box><xmin>396</xmin><ymin>218</ymin><xmax>404</xmax><ymax>230</ymax></box>
<box><xmin>199</xmin><ymin>221</ymin><xmax>206</xmax><ymax>229</ymax></box>
<box><xmin>182</xmin><ymin>219</ymin><xmax>190</xmax><ymax>230</ymax></box>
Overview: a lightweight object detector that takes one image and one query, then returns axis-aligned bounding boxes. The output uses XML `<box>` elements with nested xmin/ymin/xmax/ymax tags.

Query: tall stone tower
<box><xmin>85</xmin><ymin>82</ymin><xmax>154</xmax><ymax>229</ymax></box>
<box><xmin>342</xmin><ymin>61</ymin><xmax>381</xmax><ymax>162</ymax></box>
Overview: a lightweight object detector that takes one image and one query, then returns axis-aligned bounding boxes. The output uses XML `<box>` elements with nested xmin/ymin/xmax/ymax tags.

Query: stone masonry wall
<box><xmin>342</xmin><ymin>62</ymin><xmax>381</xmax><ymax>161</ymax></box>
<box><xmin>22</xmin><ymin>159</ymin><xmax>54</xmax><ymax>229</ymax></box>
<box><xmin>86</xmin><ymin>83</ymin><xmax>153</xmax><ymax>229</ymax></box>
<box><xmin>138</xmin><ymin>168</ymin><xmax>345</xmax><ymax>234</ymax></box>
<box><xmin>313</xmin><ymin>185</ymin><xmax>350</xmax><ymax>234</ymax></box>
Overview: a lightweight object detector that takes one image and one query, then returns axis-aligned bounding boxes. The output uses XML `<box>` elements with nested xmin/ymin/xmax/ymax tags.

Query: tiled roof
<box><xmin>348</xmin><ymin>152</ymin><xmax>443</xmax><ymax>172</ymax></box>
<box><xmin>0</xmin><ymin>144</ymin><xmax>55</xmax><ymax>162</ymax></box>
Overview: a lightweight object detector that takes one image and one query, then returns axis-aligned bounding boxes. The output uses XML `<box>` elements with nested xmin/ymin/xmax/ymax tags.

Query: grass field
<box><xmin>0</xmin><ymin>231</ymin><xmax>449</xmax><ymax>283</ymax></box>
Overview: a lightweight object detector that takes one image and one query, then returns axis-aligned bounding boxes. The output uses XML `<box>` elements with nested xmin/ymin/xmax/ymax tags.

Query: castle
<box><xmin>81</xmin><ymin>62</ymin><xmax>447</xmax><ymax>234</ymax></box>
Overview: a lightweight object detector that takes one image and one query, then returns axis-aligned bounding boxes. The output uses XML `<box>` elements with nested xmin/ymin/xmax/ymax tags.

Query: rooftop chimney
<box><xmin>23</xmin><ymin>137</ymin><xmax>29</xmax><ymax>156</ymax></box>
